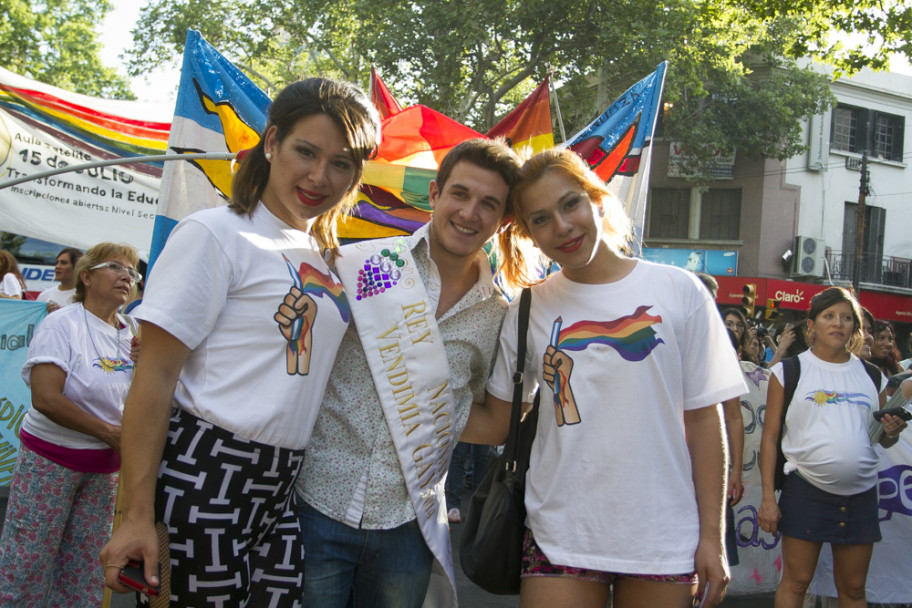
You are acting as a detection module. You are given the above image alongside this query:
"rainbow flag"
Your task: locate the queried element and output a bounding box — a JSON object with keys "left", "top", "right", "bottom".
{"left": 564, "top": 62, "right": 667, "bottom": 247}
{"left": 554, "top": 305, "right": 664, "bottom": 362}
{"left": 342, "top": 104, "right": 484, "bottom": 241}
{"left": 369, "top": 67, "right": 403, "bottom": 120}
{"left": 485, "top": 75, "right": 554, "bottom": 154}
{"left": 0, "top": 66, "right": 172, "bottom": 257}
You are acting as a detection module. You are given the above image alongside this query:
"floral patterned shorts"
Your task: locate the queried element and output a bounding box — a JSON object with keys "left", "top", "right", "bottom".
{"left": 0, "top": 444, "right": 118, "bottom": 608}
{"left": 521, "top": 528, "right": 698, "bottom": 585}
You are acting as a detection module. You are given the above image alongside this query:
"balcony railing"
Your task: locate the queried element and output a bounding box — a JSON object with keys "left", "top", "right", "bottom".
{"left": 825, "top": 252, "right": 912, "bottom": 288}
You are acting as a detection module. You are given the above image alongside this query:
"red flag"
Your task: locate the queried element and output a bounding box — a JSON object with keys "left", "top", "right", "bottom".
{"left": 369, "top": 67, "right": 403, "bottom": 120}
{"left": 485, "top": 75, "right": 554, "bottom": 153}
{"left": 376, "top": 104, "right": 483, "bottom": 168}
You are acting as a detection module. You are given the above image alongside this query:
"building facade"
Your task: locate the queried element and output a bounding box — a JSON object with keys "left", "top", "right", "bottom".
{"left": 643, "top": 64, "right": 912, "bottom": 338}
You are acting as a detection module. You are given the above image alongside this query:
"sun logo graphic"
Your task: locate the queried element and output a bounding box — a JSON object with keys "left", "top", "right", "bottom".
{"left": 804, "top": 390, "right": 871, "bottom": 409}
{"left": 93, "top": 357, "right": 133, "bottom": 374}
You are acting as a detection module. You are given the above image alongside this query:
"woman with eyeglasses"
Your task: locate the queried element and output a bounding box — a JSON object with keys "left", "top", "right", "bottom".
{"left": 101, "top": 78, "right": 380, "bottom": 607}
{"left": 0, "top": 242, "right": 140, "bottom": 607}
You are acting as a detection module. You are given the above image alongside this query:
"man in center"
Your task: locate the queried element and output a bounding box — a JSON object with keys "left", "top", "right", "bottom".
{"left": 296, "top": 138, "right": 521, "bottom": 607}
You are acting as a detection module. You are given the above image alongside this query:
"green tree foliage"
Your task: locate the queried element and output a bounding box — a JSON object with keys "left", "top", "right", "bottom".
{"left": 0, "top": 232, "right": 26, "bottom": 255}
{"left": 122, "top": 0, "right": 908, "bottom": 178}
{"left": 0, "top": 0, "right": 133, "bottom": 98}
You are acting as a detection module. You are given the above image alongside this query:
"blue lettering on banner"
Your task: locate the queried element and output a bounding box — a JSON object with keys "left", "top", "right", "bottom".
{"left": 878, "top": 464, "right": 912, "bottom": 521}
{"left": 735, "top": 504, "right": 780, "bottom": 550}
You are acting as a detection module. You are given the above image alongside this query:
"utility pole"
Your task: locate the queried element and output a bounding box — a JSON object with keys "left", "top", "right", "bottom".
{"left": 852, "top": 151, "right": 869, "bottom": 294}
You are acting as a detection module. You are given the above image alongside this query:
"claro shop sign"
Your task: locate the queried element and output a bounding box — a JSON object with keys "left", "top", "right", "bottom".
{"left": 714, "top": 276, "right": 912, "bottom": 323}
{"left": 766, "top": 279, "right": 828, "bottom": 309}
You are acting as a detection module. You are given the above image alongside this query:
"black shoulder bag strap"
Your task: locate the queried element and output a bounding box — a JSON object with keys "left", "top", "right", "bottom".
{"left": 860, "top": 359, "right": 884, "bottom": 394}
{"left": 775, "top": 356, "right": 800, "bottom": 490}
{"left": 504, "top": 287, "right": 539, "bottom": 469}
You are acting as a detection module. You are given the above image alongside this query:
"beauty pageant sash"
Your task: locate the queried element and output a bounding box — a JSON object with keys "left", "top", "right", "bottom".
{"left": 336, "top": 236, "right": 459, "bottom": 605}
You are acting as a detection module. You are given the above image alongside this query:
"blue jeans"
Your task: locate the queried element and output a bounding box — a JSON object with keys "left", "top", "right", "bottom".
{"left": 445, "top": 442, "right": 490, "bottom": 510}
{"left": 297, "top": 501, "right": 433, "bottom": 608}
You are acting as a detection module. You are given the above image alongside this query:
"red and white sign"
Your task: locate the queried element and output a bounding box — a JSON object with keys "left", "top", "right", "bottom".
{"left": 713, "top": 276, "right": 912, "bottom": 324}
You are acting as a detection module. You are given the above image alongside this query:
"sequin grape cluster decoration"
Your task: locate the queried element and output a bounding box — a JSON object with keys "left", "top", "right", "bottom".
{"left": 356, "top": 241, "right": 406, "bottom": 300}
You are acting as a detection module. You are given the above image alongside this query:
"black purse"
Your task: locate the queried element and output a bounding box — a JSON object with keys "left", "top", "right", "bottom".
{"left": 459, "top": 287, "right": 540, "bottom": 595}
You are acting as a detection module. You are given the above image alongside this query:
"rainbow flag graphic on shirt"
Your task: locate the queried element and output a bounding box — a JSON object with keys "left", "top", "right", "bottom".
{"left": 297, "top": 264, "right": 350, "bottom": 324}
{"left": 555, "top": 305, "right": 664, "bottom": 362}
{"left": 281, "top": 257, "right": 350, "bottom": 372}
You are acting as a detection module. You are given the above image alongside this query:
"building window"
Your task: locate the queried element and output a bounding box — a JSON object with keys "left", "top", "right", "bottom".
{"left": 831, "top": 106, "right": 858, "bottom": 153}
{"left": 647, "top": 187, "right": 741, "bottom": 241}
{"left": 647, "top": 188, "right": 690, "bottom": 239}
{"left": 699, "top": 189, "right": 741, "bottom": 240}
{"left": 874, "top": 113, "right": 903, "bottom": 161}
{"left": 830, "top": 104, "right": 905, "bottom": 162}
{"left": 841, "top": 202, "right": 886, "bottom": 283}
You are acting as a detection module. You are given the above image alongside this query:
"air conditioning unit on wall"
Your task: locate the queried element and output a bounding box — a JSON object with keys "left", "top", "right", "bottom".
{"left": 791, "top": 236, "right": 824, "bottom": 277}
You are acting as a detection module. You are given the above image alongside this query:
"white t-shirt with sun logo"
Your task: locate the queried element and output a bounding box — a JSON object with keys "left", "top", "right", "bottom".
{"left": 21, "top": 303, "right": 135, "bottom": 449}
{"left": 772, "top": 349, "right": 885, "bottom": 495}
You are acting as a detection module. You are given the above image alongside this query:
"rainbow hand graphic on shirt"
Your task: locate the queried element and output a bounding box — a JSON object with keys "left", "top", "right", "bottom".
{"left": 274, "top": 256, "right": 350, "bottom": 376}
{"left": 544, "top": 305, "right": 664, "bottom": 426}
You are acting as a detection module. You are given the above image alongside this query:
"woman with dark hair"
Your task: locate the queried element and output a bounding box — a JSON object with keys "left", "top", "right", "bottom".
{"left": 466, "top": 148, "right": 745, "bottom": 607}
{"left": 36, "top": 247, "right": 84, "bottom": 312}
{"left": 722, "top": 308, "right": 749, "bottom": 342}
{"left": 0, "top": 249, "right": 26, "bottom": 299}
{"left": 870, "top": 320, "right": 904, "bottom": 376}
{"left": 853, "top": 307, "right": 876, "bottom": 360}
{"left": 102, "top": 78, "right": 381, "bottom": 606}
{"left": 0, "top": 243, "right": 139, "bottom": 606}
{"left": 758, "top": 287, "right": 907, "bottom": 608}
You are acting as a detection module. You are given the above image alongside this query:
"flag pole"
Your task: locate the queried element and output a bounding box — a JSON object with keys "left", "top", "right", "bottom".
{"left": 547, "top": 65, "right": 567, "bottom": 143}
{"left": 0, "top": 153, "right": 237, "bottom": 190}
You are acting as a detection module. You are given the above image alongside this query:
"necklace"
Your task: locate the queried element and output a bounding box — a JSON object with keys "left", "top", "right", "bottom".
{"left": 83, "top": 304, "right": 127, "bottom": 362}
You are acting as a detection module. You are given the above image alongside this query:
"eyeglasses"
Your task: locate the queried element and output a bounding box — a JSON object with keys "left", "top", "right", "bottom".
{"left": 90, "top": 262, "right": 142, "bottom": 283}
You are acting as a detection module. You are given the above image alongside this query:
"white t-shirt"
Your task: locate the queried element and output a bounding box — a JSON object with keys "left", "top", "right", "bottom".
{"left": 137, "top": 204, "right": 349, "bottom": 450}
{"left": 0, "top": 273, "right": 22, "bottom": 297}
{"left": 771, "top": 350, "right": 884, "bottom": 495}
{"left": 36, "top": 285, "right": 76, "bottom": 307}
{"left": 20, "top": 303, "right": 135, "bottom": 449}
{"left": 487, "top": 260, "right": 746, "bottom": 575}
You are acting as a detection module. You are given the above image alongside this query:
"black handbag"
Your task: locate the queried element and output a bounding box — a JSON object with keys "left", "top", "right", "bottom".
{"left": 459, "top": 287, "right": 540, "bottom": 595}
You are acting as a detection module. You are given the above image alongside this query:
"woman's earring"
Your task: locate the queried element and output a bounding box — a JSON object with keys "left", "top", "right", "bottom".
{"left": 265, "top": 152, "right": 273, "bottom": 161}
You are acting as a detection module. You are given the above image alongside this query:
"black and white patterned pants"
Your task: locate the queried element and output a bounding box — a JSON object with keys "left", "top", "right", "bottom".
{"left": 149, "top": 409, "right": 305, "bottom": 608}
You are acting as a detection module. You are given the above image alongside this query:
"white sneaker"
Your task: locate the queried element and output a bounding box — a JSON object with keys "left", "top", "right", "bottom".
{"left": 447, "top": 508, "right": 461, "bottom": 523}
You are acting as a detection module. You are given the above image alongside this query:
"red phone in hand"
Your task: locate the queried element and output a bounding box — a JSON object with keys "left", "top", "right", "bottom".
{"left": 118, "top": 560, "right": 160, "bottom": 597}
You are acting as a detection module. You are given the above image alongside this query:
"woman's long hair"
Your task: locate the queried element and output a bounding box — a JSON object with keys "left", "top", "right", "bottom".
{"left": 497, "top": 148, "right": 633, "bottom": 289}
{"left": 229, "top": 78, "right": 381, "bottom": 252}
{"left": 871, "top": 320, "right": 904, "bottom": 375}
{"left": 0, "top": 250, "right": 25, "bottom": 289}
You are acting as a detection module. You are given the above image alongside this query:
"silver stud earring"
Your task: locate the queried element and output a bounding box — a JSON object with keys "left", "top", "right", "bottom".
{"left": 265, "top": 152, "right": 273, "bottom": 161}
